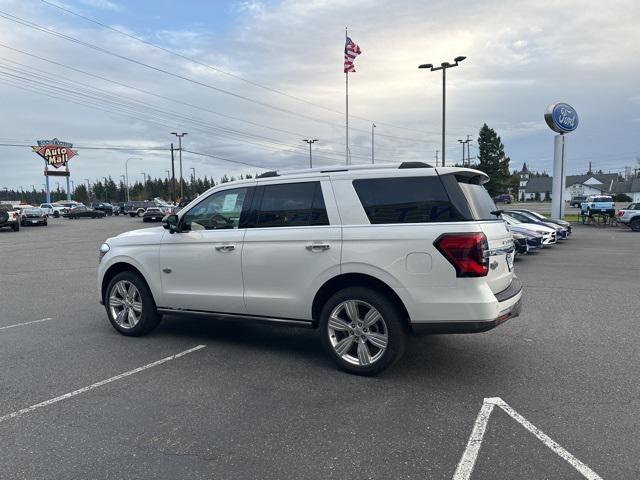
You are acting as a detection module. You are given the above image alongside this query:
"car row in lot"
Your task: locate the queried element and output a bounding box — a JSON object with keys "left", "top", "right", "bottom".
{"left": 501, "top": 208, "right": 572, "bottom": 255}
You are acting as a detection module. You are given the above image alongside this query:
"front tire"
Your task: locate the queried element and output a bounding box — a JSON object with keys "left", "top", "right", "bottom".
{"left": 137, "top": 209, "right": 145, "bottom": 217}
{"left": 53, "top": 211, "right": 59, "bottom": 218}
{"left": 631, "top": 218, "right": 640, "bottom": 232}
{"left": 105, "top": 271, "right": 161, "bottom": 336}
{"left": 319, "top": 287, "right": 406, "bottom": 376}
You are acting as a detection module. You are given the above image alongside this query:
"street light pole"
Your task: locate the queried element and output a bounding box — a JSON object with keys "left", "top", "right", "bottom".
{"left": 170, "top": 132, "right": 188, "bottom": 199}
{"left": 458, "top": 139, "right": 466, "bottom": 165}
{"left": 125, "top": 157, "right": 140, "bottom": 202}
{"left": 303, "top": 139, "right": 318, "bottom": 168}
{"left": 419, "top": 56, "right": 466, "bottom": 167}
{"left": 190, "top": 167, "right": 195, "bottom": 183}
{"left": 371, "top": 123, "right": 376, "bottom": 164}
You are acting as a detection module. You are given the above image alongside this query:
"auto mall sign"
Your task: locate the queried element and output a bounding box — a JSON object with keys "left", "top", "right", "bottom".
{"left": 32, "top": 138, "right": 78, "bottom": 168}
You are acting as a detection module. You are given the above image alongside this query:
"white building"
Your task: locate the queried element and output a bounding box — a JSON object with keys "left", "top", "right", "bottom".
{"left": 517, "top": 163, "right": 639, "bottom": 201}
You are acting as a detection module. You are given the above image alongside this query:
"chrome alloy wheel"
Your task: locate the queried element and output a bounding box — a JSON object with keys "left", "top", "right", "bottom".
{"left": 327, "top": 300, "right": 388, "bottom": 366}
{"left": 108, "top": 280, "right": 143, "bottom": 329}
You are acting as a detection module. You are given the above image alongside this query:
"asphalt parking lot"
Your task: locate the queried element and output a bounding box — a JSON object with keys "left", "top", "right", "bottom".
{"left": 1, "top": 216, "right": 639, "bottom": 479}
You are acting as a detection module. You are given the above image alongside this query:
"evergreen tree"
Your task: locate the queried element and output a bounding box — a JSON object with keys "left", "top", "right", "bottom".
{"left": 475, "top": 124, "right": 511, "bottom": 196}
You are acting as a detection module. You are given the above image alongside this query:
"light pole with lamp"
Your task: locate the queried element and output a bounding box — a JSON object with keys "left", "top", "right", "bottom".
{"left": 302, "top": 139, "right": 318, "bottom": 168}
{"left": 170, "top": 132, "right": 188, "bottom": 199}
{"left": 418, "top": 56, "right": 466, "bottom": 167}
{"left": 125, "top": 157, "right": 140, "bottom": 202}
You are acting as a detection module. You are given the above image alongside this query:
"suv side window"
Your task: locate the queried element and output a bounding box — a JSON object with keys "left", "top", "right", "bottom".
{"left": 353, "top": 176, "right": 462, "bottom": 224}
{"left": 181, "top": 187, "right": 248, "bottom": 230}
{"left": 253, "top": 182, "right": 328, "bottom": 228}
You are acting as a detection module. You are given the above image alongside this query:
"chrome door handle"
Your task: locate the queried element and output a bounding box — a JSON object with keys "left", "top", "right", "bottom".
{"left": 306, "top": 243, "right": 331, "bottom": 251}
{"left": 215, "top": 244, "right": 235, "bottom": 252}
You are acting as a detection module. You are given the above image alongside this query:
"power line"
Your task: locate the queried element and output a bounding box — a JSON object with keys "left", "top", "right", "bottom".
{"left": 39, "top": 0, "right": 431, "bottom": 135}
{"left": 0, "top": 10, "right": 437, "bottom": 145}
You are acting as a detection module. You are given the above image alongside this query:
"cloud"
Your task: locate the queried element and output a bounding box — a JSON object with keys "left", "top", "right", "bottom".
{"left": 75, "top": 0, "right": 123, "bottom": 12}
{"left": 0, "top": 0, "right": 639, "bottom": 190}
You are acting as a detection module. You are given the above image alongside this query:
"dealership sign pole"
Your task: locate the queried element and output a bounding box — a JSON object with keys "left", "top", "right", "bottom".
{"left": 31, "top": 139, "right": 78, "bottom": 203}
{"left": 544, "top": 103, "right": 578, "bottom": 219}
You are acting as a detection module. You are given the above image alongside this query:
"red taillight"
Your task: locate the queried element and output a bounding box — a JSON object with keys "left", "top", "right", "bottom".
{"left": 434, "top": 233, "right": 489, "bottom": 277}
{"left": 617, "top": 211, "right": 623, "bottom": 217}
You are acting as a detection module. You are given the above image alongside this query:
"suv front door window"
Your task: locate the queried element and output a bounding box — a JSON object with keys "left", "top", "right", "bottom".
{"left": 159, "top": 186, "right": 252, "bottom": 314}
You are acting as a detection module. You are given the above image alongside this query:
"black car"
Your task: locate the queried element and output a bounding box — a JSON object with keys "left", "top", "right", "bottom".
{"left": 142, "top": 207, "right": 164, "bottom": 222}
{"left": 113, "top": 202, "right": 126, "bottom": 216}
{"left": 90, "top": 202, "right": 114, "bottom": 216}
{"left": 20, "top": 207, "right": 48, "bottom": 226}
{"left": 68, "top": 205, "right": 106, "bottom": 219}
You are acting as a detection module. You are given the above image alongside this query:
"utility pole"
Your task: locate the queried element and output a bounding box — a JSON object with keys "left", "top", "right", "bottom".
{"left": 419, "top": 56, "right": 467, "bottom": 167}
{"left": 303, "top": 139, "right": 318, "bottom": 168}
{"left": 170, "top": 143, "right": 176, "bottom": 204}
{"left": 171, "top": 132, "right": 188, "bottom": 199}
{"left": 458, "top": 139, "right": 465, "bottom": 165}
{"left": 435, "top": 150, "right": 439, "bottom": 165}
{"left": 125, "top": 157, "right": 139, "bottom": 202}
{"left": 190, "top": 167, "right": 196, "bottom": 183}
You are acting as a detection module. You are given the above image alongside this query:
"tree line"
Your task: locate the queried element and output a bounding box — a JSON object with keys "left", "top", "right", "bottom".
{"left": 0, "top": 173, "right": 255, "bottom": 205}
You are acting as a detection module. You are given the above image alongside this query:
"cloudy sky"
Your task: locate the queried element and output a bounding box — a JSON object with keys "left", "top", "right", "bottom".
{"left": 0, "top": 0, "right": 639, "bottom": 190}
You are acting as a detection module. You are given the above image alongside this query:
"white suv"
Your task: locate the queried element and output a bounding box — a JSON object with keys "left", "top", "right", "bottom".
{"left": 98, "top": 163, "right": 522, "bottom": 375}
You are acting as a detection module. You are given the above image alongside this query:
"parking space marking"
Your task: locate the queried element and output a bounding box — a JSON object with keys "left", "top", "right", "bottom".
{"left": 452, "top": 397, "right": 603, "bottom": 480}
{"left": 0, "top": 317, "right": 53, "bottom": 331}
{"left": 0, "top": 344, "right": 206, "bottom": 424}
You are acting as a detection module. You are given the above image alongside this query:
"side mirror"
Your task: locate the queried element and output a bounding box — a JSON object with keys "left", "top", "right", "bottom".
{"left": 162, "top": 214, "right": 180, "bottom": 233}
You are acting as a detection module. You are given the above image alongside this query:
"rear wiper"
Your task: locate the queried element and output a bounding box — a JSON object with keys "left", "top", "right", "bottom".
{"left": 490, "top": 210, "right": 504, "bottom": 217}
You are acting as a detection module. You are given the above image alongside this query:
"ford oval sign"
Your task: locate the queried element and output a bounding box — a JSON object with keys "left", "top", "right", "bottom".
{"left": 544, "top": 103, "right": 578, "bottom": 134}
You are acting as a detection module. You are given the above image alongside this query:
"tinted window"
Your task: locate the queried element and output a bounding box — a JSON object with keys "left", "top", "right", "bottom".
{"left": 353, "top": 176, "right": 462, "bottom": 224}
{"left": 255, "top": 182, "right": 328, "bottom": 228}
{"left": 457, "top": 181, "right": 500, "bottom": 220}
{"left": 182, "top": 188, "right": 248, "bottom": 230}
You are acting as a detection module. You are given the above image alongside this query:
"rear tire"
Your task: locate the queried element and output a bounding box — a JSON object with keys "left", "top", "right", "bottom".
{"left": 319, "top": 287, "right": 406, "bottom": 376}
{"left": 631, "top": 218, "right": 640, "bottom": 232}
{"left": 105, "top": 271, "right": 161, "bottom": 336}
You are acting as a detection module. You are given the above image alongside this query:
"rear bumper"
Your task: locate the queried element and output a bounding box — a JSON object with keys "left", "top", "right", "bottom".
{"left": 411, "top": 277, "right": 523, "bottom": 334}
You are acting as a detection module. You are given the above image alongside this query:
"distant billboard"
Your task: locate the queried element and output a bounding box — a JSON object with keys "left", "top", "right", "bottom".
{"left": 32, "top": 138, "right": 78, "bottom": 168}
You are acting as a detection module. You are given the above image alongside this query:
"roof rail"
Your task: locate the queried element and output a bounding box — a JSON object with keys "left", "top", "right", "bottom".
{"left": 257, "top": 170, "right": 279, "bottom": 178}
{"left": 398, "top": 161, "right": 433, "bottom": 169}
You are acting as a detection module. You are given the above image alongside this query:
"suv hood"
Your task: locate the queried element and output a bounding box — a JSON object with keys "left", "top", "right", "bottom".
{"left": 107, "top": 226, "right": 165, "bottom": 246}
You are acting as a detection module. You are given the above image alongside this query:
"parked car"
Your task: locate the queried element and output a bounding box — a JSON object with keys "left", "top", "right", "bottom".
{"left": 617, "top": 203, "right": 640, "bottom": 231}
{"left": 0, "top": 205, "right": 20, "bottom": 231}
{"left": 569, "top": 196, "right": 587, "bottom": 208}
{"left": 142, "top": 207, "right": 164, "bottom": 222}
{"left": 124, "top": 201, "right": 155, "bottom": 217}
{"left": 98, "top": 162, "right": 523, "bottom": 375}
{"left": 512, "top": 232, "right": 529, "bottom": 255}
{"left": 508, "top": 226, "right": 543, "bottom": 252}
{"left": 508, "top": 209, "right": 572, "bottom": 236}
{"left": 580, "top": 195, "right": 615, "bottom": 216}
{"left": 20, "top": 207, "right": 48, "bottom": 226}
{"left": 40, "top": 203, "right": 69, "bottom": 218}
{"left": 91, "top": 202, "right": 114, "bottom": 216}
{"left": 502, "top": 213, "right": 557, "bottom": 245}
{"left": 504, "top": 210, "right": 569, "bottom": 239}
{"left": 68, "top": 205, "right": 106, "bottom": 219}
{"left": 493, "top": 194, "right": 513, "bottom": 204}
{"left": 113, "top": 202, "right": 126, "bottom": 216}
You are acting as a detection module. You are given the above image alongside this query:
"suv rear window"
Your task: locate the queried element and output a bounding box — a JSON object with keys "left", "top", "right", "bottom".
{"left": 455, "top": 180, "right": 500, "bottom": 221}
{"left": 255, "top": 182, "right": 328, "bottom": 228}
{"left": 353, "top": 176, "right": 463, "bottom": 224}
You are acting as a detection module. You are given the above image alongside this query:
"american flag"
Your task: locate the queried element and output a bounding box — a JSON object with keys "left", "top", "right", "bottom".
{"left": 344, "top": 37, "right": 362, "bottom": 73}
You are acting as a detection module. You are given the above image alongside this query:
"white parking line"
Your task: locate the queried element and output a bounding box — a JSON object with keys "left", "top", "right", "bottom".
{"left": 452, "top": 397, "right": 604, "bottom": 480}
{"left": 0, "top": 344, "right": 206, "bottom": 424}
{"left": 0, "top": 317, "right": 53, "bottom": 330}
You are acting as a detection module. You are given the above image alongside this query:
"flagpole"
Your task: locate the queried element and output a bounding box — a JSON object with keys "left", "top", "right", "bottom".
{"left": 345, "top": 26, "right": 349, "bottom": 165}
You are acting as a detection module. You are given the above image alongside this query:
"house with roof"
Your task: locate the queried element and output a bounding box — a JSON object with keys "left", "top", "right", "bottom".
{"left": 517, "top": 163, "right": 639, "bottom": 201}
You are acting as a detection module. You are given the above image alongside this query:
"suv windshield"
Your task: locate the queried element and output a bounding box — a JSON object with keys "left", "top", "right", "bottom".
{"left": 457, "top": 182, "right": 500, "bottom": 220}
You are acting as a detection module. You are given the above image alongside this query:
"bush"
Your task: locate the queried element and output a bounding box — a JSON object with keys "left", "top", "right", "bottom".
{"left": 613, "top": 193, "right": 632, "bottom": 202}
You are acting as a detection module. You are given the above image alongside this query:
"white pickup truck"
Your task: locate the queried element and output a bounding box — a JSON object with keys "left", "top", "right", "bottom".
{"left": 617, "top": 203, "right": 640, "bottom": 231}
{"left": 0, "top": 205, "right": 20, "bottom": 231}
{"left": 40, "top": 203, "right": 69, "bottom": 218}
